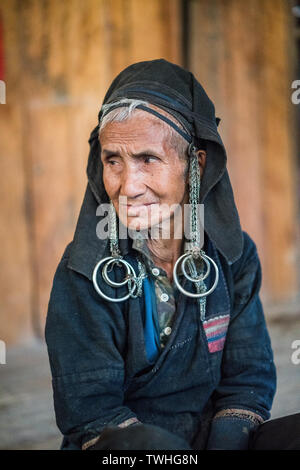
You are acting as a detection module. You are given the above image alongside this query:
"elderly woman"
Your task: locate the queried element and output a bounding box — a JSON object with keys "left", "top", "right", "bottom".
{"left": 45, "top": 59, "right": 281, "bottom": 450}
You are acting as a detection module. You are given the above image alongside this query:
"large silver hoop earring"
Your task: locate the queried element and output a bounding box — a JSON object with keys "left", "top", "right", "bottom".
{"left": 173, "top": 251, "right": 219, "bottom": 298}
{"left": 92, "top": 200, "right": 146, "bottom": 302}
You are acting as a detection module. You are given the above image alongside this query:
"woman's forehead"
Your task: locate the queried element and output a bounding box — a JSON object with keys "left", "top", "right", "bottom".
{"left": 99, "top": 112, "right": 176, "bottom": 153}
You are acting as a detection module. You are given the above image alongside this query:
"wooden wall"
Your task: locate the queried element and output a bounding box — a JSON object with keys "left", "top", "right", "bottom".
{"left": 0, "top": 0, "right": 182, "bottom": 344}
{"left": 189, "top": 0, "right": 299, "bottom": 305}
{"left": 0, "top": 0, "right": 298, "bottom": 345}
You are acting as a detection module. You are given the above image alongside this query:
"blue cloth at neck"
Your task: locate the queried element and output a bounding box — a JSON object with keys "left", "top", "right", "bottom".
{"left": 143, "top": 276, "right": 161, "bottom": 363}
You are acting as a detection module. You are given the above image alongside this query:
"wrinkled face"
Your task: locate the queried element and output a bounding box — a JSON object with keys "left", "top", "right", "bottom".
{"left": 99, "top": 112, "right": 190, "bottom": 232}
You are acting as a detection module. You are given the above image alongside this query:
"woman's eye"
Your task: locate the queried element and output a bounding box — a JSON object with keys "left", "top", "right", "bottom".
{"left": 144, "top": 155, "right": 158, "bottom": 163}
{"left": 107, "top": 159, "right": 118, "bottom": 166}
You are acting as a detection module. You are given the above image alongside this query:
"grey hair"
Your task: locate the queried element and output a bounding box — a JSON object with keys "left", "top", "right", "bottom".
{"left": 99, "top": 98, "right": 150, "bottom": 130}
{"left": 98, "top": 98, "right": 189, "bottom": 164}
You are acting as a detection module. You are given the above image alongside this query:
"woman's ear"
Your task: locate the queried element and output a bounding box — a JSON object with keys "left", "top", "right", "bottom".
{"left": 197, "top": 150, "right": 206, "bottom": 177}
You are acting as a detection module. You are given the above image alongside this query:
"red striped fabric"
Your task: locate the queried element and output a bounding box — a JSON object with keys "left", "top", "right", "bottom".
{"left": 203, "top": 314, "right": 230, "bottom": 353}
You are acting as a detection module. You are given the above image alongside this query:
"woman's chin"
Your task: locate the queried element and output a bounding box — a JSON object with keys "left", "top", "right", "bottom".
{"left": 127, "top": 220, "right": 151, "bottom": 232}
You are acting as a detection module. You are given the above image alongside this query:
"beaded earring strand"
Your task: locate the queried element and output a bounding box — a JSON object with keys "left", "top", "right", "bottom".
{"left": 172, "top": 144, "right": 219, "bottom": 319}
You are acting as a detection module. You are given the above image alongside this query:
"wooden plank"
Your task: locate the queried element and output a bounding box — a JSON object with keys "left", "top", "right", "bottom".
{"left": 0, "top": 1, "right": 33, "bottom": 344}
{"left": 0, "top": 0, "right": 183, "bottom": 343}
{"left": 189, "top": 0, "right": 226, "bottom": 110}
{"left": 190, "top": 0, "right": 264, "bottom": 266}
{"left": 17, "top": 0, "right": 109, "bottom": 333}
{"left": 258, "top": 0, "right": 298, "bottom": 301}
{"left": 221, "top": 0, "right": 265, "bottom": 267}
{"left": 103, "top": 0, "right": 182, "bottom": 77}
{"left": 189, "top": 0, "right": 298, "bottom": 302}
{"left": 129, "top": 0, "right": 182, "bottom": 66}
{"left": 0, "top": 104, "right": 32, "bottom": 344}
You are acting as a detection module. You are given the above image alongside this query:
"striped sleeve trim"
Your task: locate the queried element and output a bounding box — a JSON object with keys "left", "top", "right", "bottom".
{"left": 213, "top": 408, "right": 264, "bottom": 426}
{"left": 82, "top": 417, "right": 140, "bottom": 450}
{"left": 82, "top": 435, "right": 101, "bottom": 451}
{"left": 118, "top": 417, "right": 140, "bottom": 428}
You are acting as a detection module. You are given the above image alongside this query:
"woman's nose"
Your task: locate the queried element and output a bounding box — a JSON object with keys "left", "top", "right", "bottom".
{"left": 120, "top": 166, "right": 146, "bottom": 199}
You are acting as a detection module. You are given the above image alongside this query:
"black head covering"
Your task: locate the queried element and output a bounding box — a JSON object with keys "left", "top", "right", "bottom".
{"left": 68, "top": 59, "right": 243, "bottom": 279}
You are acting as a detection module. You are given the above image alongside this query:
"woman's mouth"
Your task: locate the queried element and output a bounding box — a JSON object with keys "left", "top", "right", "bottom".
{"left": 125, "top": 203, "right": 157, "bottom": 216}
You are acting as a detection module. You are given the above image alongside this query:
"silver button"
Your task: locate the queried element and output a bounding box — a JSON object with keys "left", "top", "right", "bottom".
{"left": 160, "top": 293, "right": 169, "bottom": 302}
{"left": 164, "top": 327, "right": 172, "bottom": 335}
{"left": 152, "top": 268, "right": 160, "bottom": 276}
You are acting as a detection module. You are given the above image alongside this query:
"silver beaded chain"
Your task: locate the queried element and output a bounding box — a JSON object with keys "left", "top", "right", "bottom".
{"left": 187, "top": 145, "right": 207, "bottom": 319}
{"left": 109, "top": 201, "right": 121, "bottom": 257}
{"left": 189, "top": 145, "right": 202, "bottom": 251}
{"left": 127, "top": 259, "right": 147, "bottom": 298}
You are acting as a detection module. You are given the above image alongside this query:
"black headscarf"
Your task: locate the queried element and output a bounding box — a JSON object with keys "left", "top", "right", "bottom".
{"left": 67, "top": 59, "right": 243, "bottom": 279}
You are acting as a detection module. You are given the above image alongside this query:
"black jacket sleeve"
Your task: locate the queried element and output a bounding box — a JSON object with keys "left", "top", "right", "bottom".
{"left": 207, "top": 232, "right": 277, "bottom": 449}
{"left": 45, "top": 244, "right": 138, "bottom": 450}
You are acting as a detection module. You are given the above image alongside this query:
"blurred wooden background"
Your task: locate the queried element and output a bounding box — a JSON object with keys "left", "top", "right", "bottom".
{"left": 0, "top": 0, "right": 299, "bottom": 345}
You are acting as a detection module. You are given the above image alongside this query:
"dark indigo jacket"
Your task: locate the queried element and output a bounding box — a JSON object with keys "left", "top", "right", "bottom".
{"left": 45, "top": 231, "right": 276, "bottom": 450}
